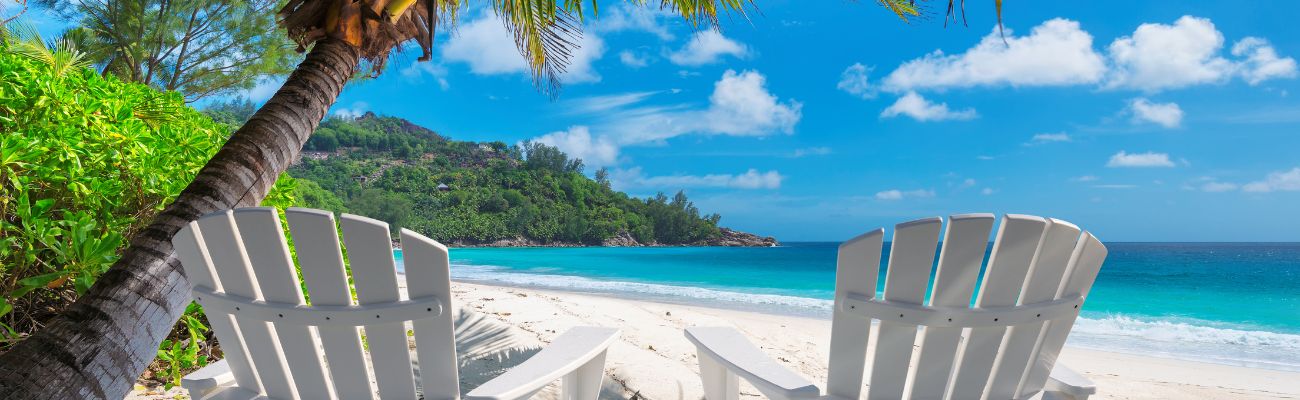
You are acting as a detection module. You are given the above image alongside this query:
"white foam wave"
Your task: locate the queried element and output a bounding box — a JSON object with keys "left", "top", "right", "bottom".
{"left": 449, "top": 264, "right": 834, "bottom": 314}
{"left": 1069, "top": 315, "right": 1300, "bottom": 371}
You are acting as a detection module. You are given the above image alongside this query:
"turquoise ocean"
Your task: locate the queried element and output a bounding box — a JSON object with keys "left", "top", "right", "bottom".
{"left": 394, "top": 242, "right": 1300, "bottom": 371}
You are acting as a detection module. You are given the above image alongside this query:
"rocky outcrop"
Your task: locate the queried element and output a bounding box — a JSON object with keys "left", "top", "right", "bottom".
{"left": 695, "top": 228, "right": 778, "bottom": 247}
{"left": 601, "top": 230, "right": 640, "bottom": 247}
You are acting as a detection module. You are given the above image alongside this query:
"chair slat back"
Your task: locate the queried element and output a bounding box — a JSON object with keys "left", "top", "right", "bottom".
{"left": 1017, "top": 233, "right": 1107, "bottom": 398}
{"left": 340, "top": 214, "right": 419, "bottom": 399}
{"left": 194, "top": 211, "right": 301, "bottom": 399}
{"left": 984, "top": 219, "right": 1081, "bottom": 399}
{"left": 285, "top": 208, "right": 378, "bottom": 400}
{"left": 402, "top": 229, "right": 461, "bottom": 400}
{"left": 176, "top": 207, "right": 463, "bottom": 400}
{"left": 233, "top": 209, "right": 335, "bottom": 399}
{"left": 825, "top": 229, "right": 884, "bottom": 400}
{"left": 909, "top": 214, "right": 995, "bottom": 400}
{"left": 829, "top": 214, "right": 1107, "bottom": 400}
{"left": 173, "top": 223, "right": 264, "bottom": 395}
{"left": 948, "top": 215, "right": 1048, "bottom": 397}
{"left": 865, "top": 217, "right": 942, "bottom": 399}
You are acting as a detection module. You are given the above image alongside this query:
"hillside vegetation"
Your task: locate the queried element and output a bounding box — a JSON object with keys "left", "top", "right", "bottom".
{"left": 271, "top": 111, "right": 773, "bottom": 247}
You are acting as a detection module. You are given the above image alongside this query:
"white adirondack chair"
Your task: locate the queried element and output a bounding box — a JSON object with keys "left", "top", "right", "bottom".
{"left": 685, "top": 214, "right": 1108, "bottom": 400}
{"left": 171, "top": 207, "right": 619, "bottom": 400}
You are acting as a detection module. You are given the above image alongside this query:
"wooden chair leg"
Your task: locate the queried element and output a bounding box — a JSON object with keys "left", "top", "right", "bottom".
{"left": 561, "top": 349, "right": 608, "bottom": 400}
{"left": 699, "top": 351, "right": 740, "bottom": 400}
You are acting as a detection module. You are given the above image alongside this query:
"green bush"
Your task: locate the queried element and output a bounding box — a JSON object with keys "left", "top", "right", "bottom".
{"left": 0, "top": 35, "right": 295, "bottom": 386}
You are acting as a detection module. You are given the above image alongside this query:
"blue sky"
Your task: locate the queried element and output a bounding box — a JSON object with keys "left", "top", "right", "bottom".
{"left": 33, "top": 1, "right": 1300, "bottom": 241}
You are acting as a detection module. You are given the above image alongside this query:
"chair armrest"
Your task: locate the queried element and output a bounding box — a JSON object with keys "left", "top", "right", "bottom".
{"left": 466, "top": 327, "right": 620, "bottom": 400}
{"left": 684, "top": 327, "right": 821, "bottom": 399}
{"left": 181, "top": 359, "right": 235, "bottom": 397}
{"left": 1045, "top": 363, "right": 1096, "bottom": 398}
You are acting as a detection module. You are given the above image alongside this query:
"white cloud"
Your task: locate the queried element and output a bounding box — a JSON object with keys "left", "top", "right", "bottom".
{"left": 1093, "top": 184, "right": 1138, "bottom": 189}
{"left": 702, "top": 70, "right": 802, "bottom": 135}
{"left": 1200, "top": 181, "right": 1239, "bottom": 192}
{"left": 874, "top": 189, "right": 935, "bottom": 201}
{"left": 837, "top": 63, "right": 877, "bottom": 99}
{"left": 882, "top": 18, "right": 1106, "bottom": 91}
{"left": 668, "top": 30, "right": 748, "bottom": 66}
{"left": 594, "top": 6, "right": 674, "bottom": 40}
{"left": 613, "top": 167, "right": 782, "bottom": 190}
{"left": 333, "top": 101, "right": 369, "bottom": 119}
{"left": 619, "top": 50, "right": 649, "bottom": 68}
{"left": 1243, "top": 167, "right": 1300, "bottom": 193}
{"left": 401, "top": 62, "right": 450, "bottom": 90}
{"left": 565, "top": 91, "right": 660, "bottom": 114}
{"left": 880, "top": 92, "right": 977, "bottom": 121}
{"left": 959, "top": 178, "right": 977, "bottom": 188}
{"left": 441, "top": 13, "right": 604, "bottom": 84}
{"left": 1030, "top": 132, "right": 1071, "bottom": 143}
{"left": 981, "top": 188, "right": 996, "bottom": 195}
{"left": 1127, "top": 98, "right": 1183, "bottom": 128}
{"left": 1105, "top": 16, "right": 1234, "bottom": 91}
{"left": 571, "top": 70, "right": 800, "bottom": 147}
{"left": 1072, "top": 175, "right": 1100, "bottom": 182}
{"left": 791, "top": 147, "right": 832, "bottom": 157}
{"left": 531, "top": 126, "right": 620, "bottom": 167}
{"left": 1232, "top": 37, "right": 1299, "bottom": 85}
{"left": 1107, "top": 151, "right": 1176, "bottom": 168}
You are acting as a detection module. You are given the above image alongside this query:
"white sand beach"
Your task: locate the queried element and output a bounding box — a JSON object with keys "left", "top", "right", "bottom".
{"left": 444, "top": 282, "right": 1300, "bottom": 400}
{"left": 132, "top": 281, "right": 1300, "bottom": 399}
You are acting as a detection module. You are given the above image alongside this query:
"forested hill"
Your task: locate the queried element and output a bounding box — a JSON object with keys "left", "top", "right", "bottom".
{"left": 208, "top": 104, "right": 776, "bottom": 247}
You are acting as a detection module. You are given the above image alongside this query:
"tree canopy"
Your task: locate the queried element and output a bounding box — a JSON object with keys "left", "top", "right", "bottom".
{"left": 36, "top": 0, "right": 297, "bottom": 101}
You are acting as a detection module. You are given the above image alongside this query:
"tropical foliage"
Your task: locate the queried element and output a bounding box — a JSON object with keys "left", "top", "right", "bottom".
{"left": 35, "top": 0, "right": 296, "bottom": 101}
{"left": 287, "top": 111, "right": 725, "bottom": 245}
{"left": 0, "top": 29, "right": 295, "bottom": 370}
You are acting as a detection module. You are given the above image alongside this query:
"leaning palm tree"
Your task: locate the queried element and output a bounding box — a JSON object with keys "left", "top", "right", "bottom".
{"left": 0, "top": 0, "right": 995, "bottom": 398}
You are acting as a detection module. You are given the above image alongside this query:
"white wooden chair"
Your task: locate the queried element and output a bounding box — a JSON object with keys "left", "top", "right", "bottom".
{"left": 685, "top": 214, "right": 1108, "bottom": 400}
{"left": 171, "top": 207, "right": 619, "bottom": 400}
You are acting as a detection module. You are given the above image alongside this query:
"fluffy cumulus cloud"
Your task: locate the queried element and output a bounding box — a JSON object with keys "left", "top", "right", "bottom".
{"left": 702, "top": 70, "right": 802, "bottom": 135}
{"left": 880, "top": 92, "right": 977, "bottom": 121}
{"left": 867, "top": 15, "right": 1297, "bottom": 118}
{"left": 668, "top": 31, "right": 748, "bottom": 66}
{"left": 874, "top": 189, "right": 935, "bottom": 201}
{"left": 1233, "top": 37, "right": 1299, "bottom": 85}
{"left": 882, "top": 19, "right": 1106, "bottom": 92}
{"left": 613, "top": 167, "right": 782, "bottom": 190}
{"left": 1243, "top": 167, "right": 1300, "bottom": 193}
{"left": 1105, "top": 16, "right": 1235, "bottom": 91}
{"left": 441, "top": 14, "right": 604, "bottom": 83}
{"left": 837, "top": 63, "right": 877, "bottom": 99}
{"left": 531, "top": 126, "right": 620, "bottom": 167}
{"left": 1127, "top": 98, "right": 1184, "bottom": 128}
{"left": 1105, "top": 16, "right": 1298, "bottom": 91}
{"left": 1107, "top": 151, "right": 1176, "bottom": 168}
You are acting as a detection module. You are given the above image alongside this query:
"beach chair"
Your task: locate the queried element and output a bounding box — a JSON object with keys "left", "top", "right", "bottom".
{"left": 171, "top": 207, "right": 619, "bottom": 400}
{"left": 685, "top": 214, "right": 1107, "bottom": 400}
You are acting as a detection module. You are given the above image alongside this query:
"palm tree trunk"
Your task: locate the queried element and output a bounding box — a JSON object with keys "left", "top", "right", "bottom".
{"left": 0, "top": 38, "right": 359, "bottom": 399}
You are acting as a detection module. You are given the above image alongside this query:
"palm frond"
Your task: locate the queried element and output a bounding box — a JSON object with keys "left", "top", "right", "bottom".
{"left": 878, "top": 0, "right": 921, "bottom": 22}
{"left": 490, "top": 0, "right": 584, "bottom": 95}
{"left": 3, "top": 20, "right": 91, "bottom": 77}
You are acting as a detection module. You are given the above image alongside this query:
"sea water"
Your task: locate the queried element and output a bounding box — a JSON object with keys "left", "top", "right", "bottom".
{"left": 394, "top": 242, "right": 1300, "bottom": 371}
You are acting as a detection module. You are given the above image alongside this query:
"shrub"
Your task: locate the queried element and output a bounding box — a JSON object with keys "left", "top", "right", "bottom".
{"left": 0, "top": 36, "right": 295, "bottom": 386}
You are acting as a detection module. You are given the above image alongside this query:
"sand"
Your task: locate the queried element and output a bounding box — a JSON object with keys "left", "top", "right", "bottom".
{"left": 131, "top": 281, "right": 1300, "bottom": 399}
